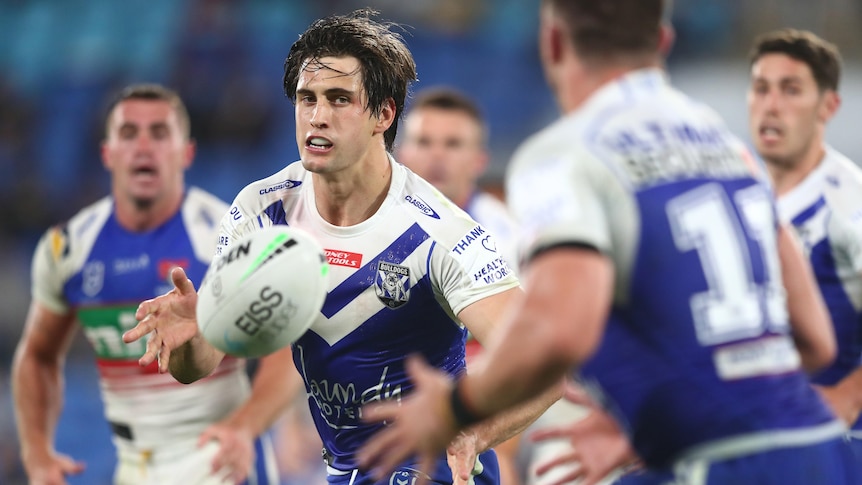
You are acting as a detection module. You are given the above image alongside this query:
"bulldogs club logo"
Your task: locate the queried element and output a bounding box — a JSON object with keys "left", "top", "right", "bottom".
{"left": 375, "top": 261, "right": 410, "bottom": 309}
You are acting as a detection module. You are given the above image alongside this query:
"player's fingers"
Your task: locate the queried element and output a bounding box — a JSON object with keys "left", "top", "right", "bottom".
{"left": 529, "top": 424, "right": 577, "bottom": 443}
{"left": 534, "top": 449, "right": 581, "bottom": 477}
{"left": 171, "top": 266, "right": 196, "bottom": 295}
{"left": 361, "top": 400, "right": 401, "bottom": 424}
{"left": 357, "top": 429, "right": 409, "bottom": 480}
{"left": 137, "top": 328, "right": 161, "bottom": 367}
{"left": 405, "top": 353, "right": 433, "bottom": 383}
{"left": 562, "top": 384, "right": 595, "bottom": 407}
{"left": 545, "top": 466, "right": 587, "bottom": 485}
{"left": 157, "top": 337, "right": 172, "bottom": 373}
{"left": 57, "top": 455, "right": 86, "bottom": 475}
{"left": 123, "top": 313, "right": 156, "bottom": 343}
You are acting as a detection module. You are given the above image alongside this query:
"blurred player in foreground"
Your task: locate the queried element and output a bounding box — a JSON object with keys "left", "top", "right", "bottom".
{"left": 356, "top": 0, "right": 855, "bottom": 483}
{"left": 748, "top": 27, "right": 862, "bottom": 471}
{"left": 13, "top": 84, "right": 297, "bottom": 485}
{"left": 123, "top": 10, "right": 559, "bottom": 485}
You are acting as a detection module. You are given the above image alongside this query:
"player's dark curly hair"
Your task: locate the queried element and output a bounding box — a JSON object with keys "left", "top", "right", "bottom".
{"left": 283, "top": 9, "right": 418, "bottom": 151}
{"left": 749, "top": 29, "right": 841, "bottom": 92}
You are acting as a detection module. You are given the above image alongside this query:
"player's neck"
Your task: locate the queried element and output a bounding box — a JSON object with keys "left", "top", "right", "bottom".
{"left": 558, "top": 59, "right": 661, "bottom": 114}
{"left": 768, "top": 143, "right": 827, "bottom": 198}
{"left": 312, "top": 150, "right": 392, "bottom": 227}
{"left": 113, "top": 190, "right": 184, "bottom": 232}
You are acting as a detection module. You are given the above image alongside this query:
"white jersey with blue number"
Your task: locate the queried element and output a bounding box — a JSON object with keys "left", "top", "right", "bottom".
{"left": 505, "top": 68, "right": 840, "bottom": 468}
{"left": 777, "top": 146, "right": 862, "bottom": 434}
{"left": 217, "top": 156, "right": 518, "bottom": 472}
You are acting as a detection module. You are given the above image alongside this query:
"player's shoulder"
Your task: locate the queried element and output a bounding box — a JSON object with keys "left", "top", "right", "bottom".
{"left": 397, "top": 163, "right": 488, "bottom": 248}
{"left": 820, "top": 148, "right": 862, "bottom": 215}
{"left": 185, "top": 186, "right": 229, "bottom": 213}
{"left": 230, "top": 161, "right": 309, "bottom": 214}
{"left": 35, "top": 195, "right": 113, "bottom": 269}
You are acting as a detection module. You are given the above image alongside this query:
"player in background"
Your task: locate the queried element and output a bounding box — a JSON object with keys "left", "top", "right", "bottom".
{"left": 12, "top": 84, "right": 298, "bottom": 485}
{"left": 356, "top": 0, "right": 855, "bottom": 483}
{"left": 748, "top": 27, "right": 862, "bottom": 468}
{"left": 398, "top": 87, "right": 524, "bottom": 484}
{"left": 124, "top": 10, "right": 560, "bottom": 485}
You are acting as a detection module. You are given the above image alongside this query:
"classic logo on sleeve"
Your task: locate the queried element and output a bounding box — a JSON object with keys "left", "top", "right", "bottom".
{"left": 404, "top": 194, "right": 440, "bottom": 219}
{"left": 259, "top": 179, "right": 302, "bottom": 195}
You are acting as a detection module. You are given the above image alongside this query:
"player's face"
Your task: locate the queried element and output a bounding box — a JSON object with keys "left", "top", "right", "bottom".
{"left": 748, "top": 53, "right": 830, "bottom": 169}
{"left": 398, "top": 107, "right": 486, "bottom": 206}
{"left": 102, "top": 99, "right": 192, "bottom": 208}
{"left": 295, "top": 56, "right": 391, "bottom": 175}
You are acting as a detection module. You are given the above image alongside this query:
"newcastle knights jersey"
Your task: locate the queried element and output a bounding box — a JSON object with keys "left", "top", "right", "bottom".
{"left": 217, "top": 157, "right": 518, "bottom": 474}
{"left": 30, "top": 187, "right": 251, "bottom": 450}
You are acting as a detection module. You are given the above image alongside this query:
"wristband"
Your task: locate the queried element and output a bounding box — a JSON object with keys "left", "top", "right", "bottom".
{"left": 449, "top": 379, "right": 483, "bottom": 428}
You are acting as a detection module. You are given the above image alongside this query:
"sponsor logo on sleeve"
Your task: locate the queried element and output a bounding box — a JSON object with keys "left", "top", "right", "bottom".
{"left": 259, "top": 179, "right": 302, "bottom": 195}
{"left": 450, "top": 226, "right": 513, "bottom": 286}
{"left": 404, "top": 194, "right": 440, "bottom": 219}
{"left": 451, "top": 225, "right": 486, "bottom": 255}
{"left": 49, "top": 226, "right": 69, "bottom": 262}
{"left": 325, "top": 249, "right": 363, "bottom": 268}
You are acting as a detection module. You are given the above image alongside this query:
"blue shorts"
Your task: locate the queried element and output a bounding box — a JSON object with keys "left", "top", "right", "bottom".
{"left": 326, "top": 449, "right": 500, "bottom": 485}
{"left": 613, "top": 438, "right": 857, "bottom": 485}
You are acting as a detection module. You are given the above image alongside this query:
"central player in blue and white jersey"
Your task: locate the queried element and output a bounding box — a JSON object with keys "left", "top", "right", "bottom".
{"left": 355, "top": 1, "right": 856, "bottom": 483}
{"left": 125, "top": 9, "right": 560, "bottom": 485}
{"left": 748, "top": 28, "right": 862, "bottom": 471}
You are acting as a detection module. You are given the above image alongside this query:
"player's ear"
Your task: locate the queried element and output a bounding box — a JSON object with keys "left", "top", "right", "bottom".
{"left": 374, "top": 98, "right": 396, "bottom": 135}
{"left": 659, "top": 24, "right": 675, "bottom": 58}
{"left": 818, "top": 90, "right": 840, "bottom": 124}
{"left": 183, "top": 140, "right": 196, "bottom": 170}
{"left": 100, "top": 141, "right": 112, "bottom": 171}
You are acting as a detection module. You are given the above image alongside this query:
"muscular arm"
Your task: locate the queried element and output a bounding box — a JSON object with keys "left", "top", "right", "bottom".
{"left": 778, "top": 224, "right": 836, "bottom": 373}
{"left": 462, "top": 248, "right": 613, "bottom": 421}
{"left": 458, "top": 287, "right": 563, "bottom": 452}
{"left": 12, "top": 301, "right": 80, "bottom": 474}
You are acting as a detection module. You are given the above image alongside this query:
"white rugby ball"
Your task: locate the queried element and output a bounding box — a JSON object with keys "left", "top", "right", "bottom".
{"left": 196, "top": 225, "right": 329, "bottom": 358}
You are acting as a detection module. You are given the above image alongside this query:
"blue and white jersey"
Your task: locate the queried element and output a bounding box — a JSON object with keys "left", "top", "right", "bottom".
{"left": 218, "top": 157, "right": 518, "bottom": 473}
{"left": 30, "top": 188, "right": 253, "bottom": 449}
{"left": 506, "top": 68, "right": 841, "bottom": 468}
{"left": 777, "top": 147, "right": 862, "bottom": 435}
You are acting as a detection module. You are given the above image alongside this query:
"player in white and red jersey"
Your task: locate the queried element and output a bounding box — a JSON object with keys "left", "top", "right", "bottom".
{"left": 13, "top": 84, "right": 296, "bottom": 485}
{"left": 124, "top": 11, "right": 560, "bottom": 485}
{"left": 749, "top": 28, "right": 862, "bottom": 472}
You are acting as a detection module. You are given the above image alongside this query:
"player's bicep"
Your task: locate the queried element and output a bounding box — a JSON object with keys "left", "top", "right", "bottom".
{"left": 17, "top": 301, "right": 78, "bottom": 362}
{"left": 457, "top": 287, "right": 522, "bottom": 347}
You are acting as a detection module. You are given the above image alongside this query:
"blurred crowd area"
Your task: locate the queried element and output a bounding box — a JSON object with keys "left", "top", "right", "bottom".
{"left": 1, "top": 0, "right": 862, "bottom": 483}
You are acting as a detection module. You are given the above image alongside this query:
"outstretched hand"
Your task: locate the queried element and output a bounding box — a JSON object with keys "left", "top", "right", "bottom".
{"left": 123, "top": 266, "right": 200, "bottom": 373}
{"left": 198, "top": 422, "right": 255, "bottom": 484}
{"left": 24, "top": 451, "right": 85, "bottom": 485}
{"left": 357, "top": 355, "right": 461, "bottom": 485}
{"left": 530, "top": 385, "right": 639, "bottom": 485}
